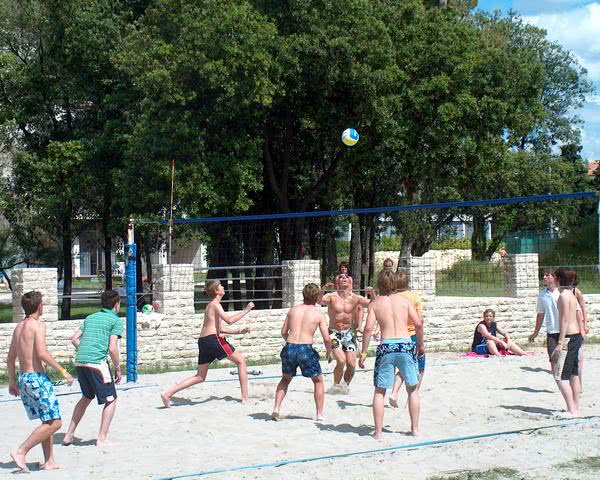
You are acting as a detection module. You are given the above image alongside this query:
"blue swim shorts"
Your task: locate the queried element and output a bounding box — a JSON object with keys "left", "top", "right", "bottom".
{"left": 374, "top": 338, "right": 418, "bottom": 389}
{"left": 18, "top": 372, "right": 61, "bottom": 422}
{"left": 410, "top": 334, "right": 426, "bottom": 372}
{"left": 280, "top": 343, "right": 322, "bottom": 378}
{"left": 474, "top": 343, "right": 489, "bottom": 355}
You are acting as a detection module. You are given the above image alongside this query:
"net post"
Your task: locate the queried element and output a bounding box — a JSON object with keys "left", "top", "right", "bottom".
{"left": 126, "top": 218, "right": 138, "bottom": 383}
{"left": 597, "top": 194, "right": 600, "bottom": 278}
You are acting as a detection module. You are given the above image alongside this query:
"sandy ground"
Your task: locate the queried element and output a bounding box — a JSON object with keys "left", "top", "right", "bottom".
{"left": 1, "top": 346, "right": 599, "bottom": 480}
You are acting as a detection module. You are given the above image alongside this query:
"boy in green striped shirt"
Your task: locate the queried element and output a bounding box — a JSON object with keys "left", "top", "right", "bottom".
{"left": 63, "top": 290, "right": 122, "bottom": 447}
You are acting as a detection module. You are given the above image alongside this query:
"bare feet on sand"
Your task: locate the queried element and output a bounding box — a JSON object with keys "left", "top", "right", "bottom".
{"left": 62, "top": 434, "right": 74, "bottom": 446}
{"left": 41, "top": 461, "right": 62, "bottom": 470}
{"left": 10, "top": 450, "right": 29, "bottom": 472}
{"left": 372, "top": 431, "right": 382, "bottom": 440}
{"left": 96, "top": 439, "right": 117, "bottom": 447}
{"left": 160, "top": 393, "right": 171, "bottom": 408}
{"left": 271, "top": 412, "right": 280, "bottom": 421}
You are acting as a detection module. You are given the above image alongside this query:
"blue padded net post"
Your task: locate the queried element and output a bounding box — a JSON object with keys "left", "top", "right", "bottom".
{"left": 125, "top": 220, "right": 138, "bottom": 383}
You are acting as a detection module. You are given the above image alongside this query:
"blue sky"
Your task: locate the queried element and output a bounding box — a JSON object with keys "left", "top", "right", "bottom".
{"left": 476, "top": 1, "right": 600, "bottom": 161}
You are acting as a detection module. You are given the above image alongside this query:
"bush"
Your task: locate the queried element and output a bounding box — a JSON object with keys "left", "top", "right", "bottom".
{"left": 375, "top": 236, "right": 402, "bottom": 252}
{"left": 431, "top": 237, "right": 471, "bottom": 250}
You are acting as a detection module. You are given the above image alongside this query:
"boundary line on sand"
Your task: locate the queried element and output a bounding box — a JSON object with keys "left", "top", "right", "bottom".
{"left": 154, "top": 419, "right": 596, "bottom": 480}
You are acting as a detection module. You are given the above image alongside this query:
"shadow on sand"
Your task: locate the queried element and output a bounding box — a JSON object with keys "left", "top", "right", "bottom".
{"left": 499, "top": 404, "right": 558, "bottom": 416}
{"left": 502, "top": 386, "right": 554, "bottom": 394}
{"left": 520, "top": 366, "right": 552, "bottom": 374}
{"left": 156, "top": 395, "right": 240, "bottom": 409}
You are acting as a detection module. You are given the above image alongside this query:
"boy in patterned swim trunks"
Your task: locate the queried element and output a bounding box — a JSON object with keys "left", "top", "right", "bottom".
{"left": 389, "top": 271, "right": 426, "bottom": 408}
{"left": 359, "top": 270, "right": 424, "bottom": 439}
{"left": 272, "top": 283, "right": 332, "bottom": 421}
{"left": 320, "top": 274, "right": 372, "bottom": 393}
{"left": 7, "top": 291, "right": 74, "bottom": 472}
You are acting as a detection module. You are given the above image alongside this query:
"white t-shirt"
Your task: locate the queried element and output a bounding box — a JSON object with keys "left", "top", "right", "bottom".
{"left": 536, "top": 288, "right": 560, "bottom": 334}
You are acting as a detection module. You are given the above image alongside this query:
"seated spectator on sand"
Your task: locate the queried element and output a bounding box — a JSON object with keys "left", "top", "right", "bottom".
{"left": 471, "top": 309, "right": 526, "bottom": 356}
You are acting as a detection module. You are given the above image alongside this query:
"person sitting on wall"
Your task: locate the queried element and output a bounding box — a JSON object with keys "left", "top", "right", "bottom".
{"left": 471, "top": 309, "right": 526, "bottom": 356}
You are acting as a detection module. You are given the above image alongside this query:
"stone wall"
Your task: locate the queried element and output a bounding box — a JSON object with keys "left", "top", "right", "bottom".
{"left": 2, "top": 294, "right": 597, "bottom": 372}
{"left": 1, "top": 259, "right": 597, "bottom": 373}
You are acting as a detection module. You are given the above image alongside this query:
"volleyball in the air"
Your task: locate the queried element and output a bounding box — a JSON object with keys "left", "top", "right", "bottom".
{"left": 341, "top": 128, "right": 359, "bottom": 146}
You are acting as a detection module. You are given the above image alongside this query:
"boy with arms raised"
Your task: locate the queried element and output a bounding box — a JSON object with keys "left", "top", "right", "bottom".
{"left": 359, "top": 270, "right": 423, "bottom": 439}
{"left": 161, "top": 280, "right": 253, "bottom": 406}
{"left": 320, "top": 274, "right": 371, "bottom": 392}
{"left": 272, "top": 283, "right": 332, "bottom": 421}
{"left": 7, "top": 291, "right": 74, "bottom": 471}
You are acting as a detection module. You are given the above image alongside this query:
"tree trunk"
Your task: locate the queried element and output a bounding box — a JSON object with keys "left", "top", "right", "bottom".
{"left": 60, "top": 232, "right": 72, "bottom": 320}
{"left": 368, "top": 216, "right": 376, "bottom": 286}
{"left": 322, "top": 217, "right": 338, "bottom": 285}
{"left": 471, "top": 212, "right": 487, "bottom": 261}
{"left": 1, "top": 270, "right": 12, "bottom": 290}
{"left": 136, "top": 240, "right": 143, "bottom": 307}
{"left": 144, "top": 248, "right": 153, "bottom": 306}
{"left": 103, "top": 232, "right": 112, "bottom": 291}
{"left": 349, "top": 216, "right": 362, "bottom": 288}
{"left": 360, "top": 216, "right": 370, "bottom": 291}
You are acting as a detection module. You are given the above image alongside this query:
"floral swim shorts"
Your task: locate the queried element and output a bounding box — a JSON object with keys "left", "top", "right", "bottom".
{"left": 18, "top": 372, "right": 61, "bottom": 422}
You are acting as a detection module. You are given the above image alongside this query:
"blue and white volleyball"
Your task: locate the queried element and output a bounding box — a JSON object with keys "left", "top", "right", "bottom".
{"left": 341, "top": 128, "right": 359, "bottom": 147}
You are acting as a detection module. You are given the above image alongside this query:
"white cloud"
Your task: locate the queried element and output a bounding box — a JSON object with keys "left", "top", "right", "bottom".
{"left": 524, "top": 3, "right": 600, "bottom": 82}
{"left": 523, "top": 3, "right": 600, "bottom": 161}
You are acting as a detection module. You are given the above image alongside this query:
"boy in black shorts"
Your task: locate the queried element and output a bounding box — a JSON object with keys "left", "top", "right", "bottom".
{"left": 161, "top": 280, "right": 253, "bottom": 407}
{"left": 64, "top": 290, "right": 122, "bottom": 447}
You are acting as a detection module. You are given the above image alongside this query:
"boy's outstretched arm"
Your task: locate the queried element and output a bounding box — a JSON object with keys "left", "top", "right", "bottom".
{"left": 217, "top": 302, "right": 255, "bottom": 325}
{"left": 359, "top": 304, "right": 376, "bottom": 369}
{"left": 318, "top": 315, "right": 332, "bottom": 358}
{"left": 35, "top": 322, "right": 73, "bottom": 385}
{"left": 7, "top": 332, "right": 18, "bottom": 396}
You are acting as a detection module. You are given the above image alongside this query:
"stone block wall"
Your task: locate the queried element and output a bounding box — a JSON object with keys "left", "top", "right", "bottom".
{"left": 11, "top": 268, "right": 58, "bottom": 323}
{"left": 1, "top": 294, "right": 598, "bottom": 372}
{"left": 1, "top": 260, "right": 598, "bottom": 373}
{"left": 281, "top": 260, "right": 321, "bottom": 308}
{"left": 504, "top": 254, "right": 539, "bottom": 297}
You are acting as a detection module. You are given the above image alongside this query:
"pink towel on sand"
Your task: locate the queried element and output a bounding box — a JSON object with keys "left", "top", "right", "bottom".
{"left": 461, "top": 351, "right": 534, "bottom": 358}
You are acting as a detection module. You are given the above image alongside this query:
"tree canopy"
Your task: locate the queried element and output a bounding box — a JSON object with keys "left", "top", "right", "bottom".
{"left": 0, "top": 0, "right": 594, "bottom": 298}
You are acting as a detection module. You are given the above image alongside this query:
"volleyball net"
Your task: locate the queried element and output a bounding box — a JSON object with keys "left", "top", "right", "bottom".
{"left": 138, "top": 192, "right": 599, "bottom": 312}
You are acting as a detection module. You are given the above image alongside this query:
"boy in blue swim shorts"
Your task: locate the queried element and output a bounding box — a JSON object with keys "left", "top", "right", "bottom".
{"left": 359, "top": 270, "right": 424, "bottom": 439}
{"left": 389, "top": 271, "right": 426, "bottom": 408}
{"left": 7, "top": 291, "right": 73, "bottom": 472}
{"left": 272, "top": 284, "right": 332, "bottom": 421}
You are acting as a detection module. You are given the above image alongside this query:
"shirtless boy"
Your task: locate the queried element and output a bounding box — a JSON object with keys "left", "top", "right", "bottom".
{"left": 320, "top": 274, "right": 371, "bottom": 392}
{"left": 552, "top": 268, "right": 586, "bottom": 417}
{"left": 7, "top": 291, "right": 74, "bottom": 472}
{"left": 359, "top": 270, "right": 423, "bottom": 439}
{"left": 389, "top": 271, "right": 425, "bottom": 408}
{"left": 161, "top": 280, "right": 253, "bottom": 407}
{"left": 272, "top": 283, "right": 332, "bottom": 421}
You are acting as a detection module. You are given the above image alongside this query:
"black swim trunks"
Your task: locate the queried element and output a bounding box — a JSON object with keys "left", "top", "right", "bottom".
{"left": 197, "top": 334, "right": 235, "bottom": 365}
{"left": 552, "top": 334, "right": 583, "bottom": 381}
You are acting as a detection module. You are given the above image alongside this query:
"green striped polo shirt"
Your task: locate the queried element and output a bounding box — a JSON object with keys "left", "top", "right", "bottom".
{"left": 75, "top": 308, "right": 123, "bottom": 364}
